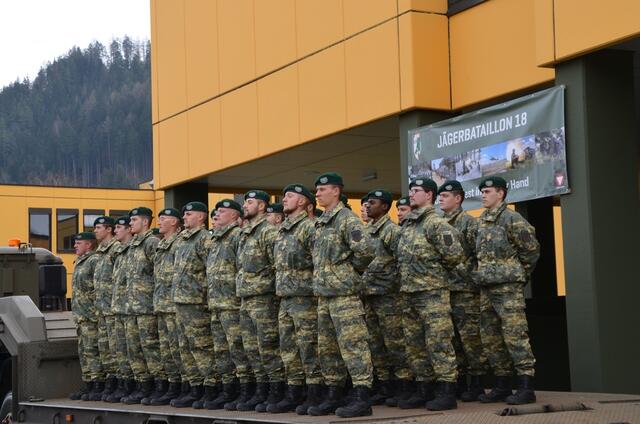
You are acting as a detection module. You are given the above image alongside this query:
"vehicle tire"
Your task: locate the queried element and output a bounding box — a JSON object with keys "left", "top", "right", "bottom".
{"left": 0, "top": 391, "right": 12, "bottom": 423}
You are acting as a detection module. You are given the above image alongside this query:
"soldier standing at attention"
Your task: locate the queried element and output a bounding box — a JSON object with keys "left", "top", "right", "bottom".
{"left": 360, "top": 195, "right": 371, "bottom": 223}
{"left": 149, "top": 208, "right": 187, "bottom": 405}
{"left": 362, "top": 190, "right": 412, "bottom": 406}
{"left": 309, "top": 172, "right": 375, "bottom": 418}
{"left": 171, "top": 201, "right": 219, "bottom": 408}
{"left": 205, "top": 200, "right": 253, "bottom": 410}
{"left": 69, "top": 232, "right": 102, "bottom": 400}
{"left": 396, "top": 177, "right": 465, "bottom": 411}
{"left": 396, "top": 197, "right": 412, "bottom": 224}
{"left": 91, "top": 217, "right": 120, "bottom": 401}
{"left": 104, "top": 217, "right": 136, "bottom": 403}
{"left": 122, "top": 207, "right": 164, "bottom": 405}
{"left": 236, "top": 190, "right": 286, "bottom": 412}
{"left": 266, "top": 203, "right": 285, "bottom": 227}
{"left": 474, "top": 176, "right": 539, "bottom": 405}
{"left": 269, "top": 184, "right": 323, "bottom": 414}
{"left": 437, "top": 181, "right": 488, "bottom": 401}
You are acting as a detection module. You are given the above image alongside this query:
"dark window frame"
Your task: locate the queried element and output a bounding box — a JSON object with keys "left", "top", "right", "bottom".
{"left": 83, "top": 209, "right": 105, "bottom": 232}
{"left": 109, "top": 209, "right": 129, "bottom": 219}
{"left": 448, "top": 0, "right": 487, "bottom": 15}
{"left": 28, "top": 207, "right": 52, "bottom": 251}
{"left": 56, "top": 208, "right": 79, "bottom": 253}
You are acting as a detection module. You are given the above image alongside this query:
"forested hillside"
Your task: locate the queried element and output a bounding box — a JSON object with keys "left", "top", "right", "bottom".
{"left": 0, "top": 37, "right": 152, "bottom": 188}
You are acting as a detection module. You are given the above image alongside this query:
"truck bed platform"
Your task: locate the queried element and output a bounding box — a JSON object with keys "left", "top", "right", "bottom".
{"left": 17, "top": 391, "right": 640, "bottom": 424}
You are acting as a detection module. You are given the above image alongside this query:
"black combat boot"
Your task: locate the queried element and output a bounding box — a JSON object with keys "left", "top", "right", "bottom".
{"left": 257, "top": 381, "right": 285, "bottom": 412}
{"left": 267, "top": 383, "right": 302, "bottom": 413}
{"left": 206, "top": 381, "right": 238, "bottom": 410}
{"left": 336, "top": 386, "right": 373, "bottom": 418}
{"left": 224, "top": 381, "right": 254, "bottom": 411}
{"left": 192, "top": 384, "right": 220, "bottom": 409}
{"left": 123, "top": 379, "right": 154, "bottom": 404}
{"left": 142, "top": 379, "right": 169, "bottom": 405}
{"left": 461, "top": 375, "right": 484, "bottom": 402}
{"left": 104, "top": 379, "right": 125, "bottom": 402}
{"left": 151, "top": 381, "right": 182, "bottom": 406}
{"left": 69, "top": 381, "right": 93, "bottom": 400}
{"left": 171, "top": 384, "right": 203, "bottom": 408}
{"left": 456, "top": 375, "right": 468, "bottom": 399}
{"left": 307, "top": 385, "right": 345, "bottom": 416}
{"left": 478, "top": 376, "right": 512, "bottom": 403}
{"left": 120, "top": 379, "right": 137, "bottom": 402}
{"left": 169, "top": 382, "right": 191, "bottom": 405}
{"left": 237, "top": 382, "right": 268, "bottom": 411}
{"left": 99, "top": 377, "right": 118, "bottom": 401}
{"left": 86, "top": 381, "right": 105, "bottom": 401}
{"left": 385, "top": 379, "right": 414, "bottom": 407}
{"left": 370, "top": 380, "right": 394, "bottom": 405}
{"left": 505, "top": 375, "right": 536, "bottom": 405}
{"left": 295, "top": 384, "right": 323, "bottom": 415}
{"left": 426, "top": 381, "right": 458, "bottom": 410}
{"left": 398, "top": 381, "right": 435, "bottom": 409}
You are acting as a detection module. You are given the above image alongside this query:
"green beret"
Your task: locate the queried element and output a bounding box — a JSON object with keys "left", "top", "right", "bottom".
{"left": 360, "top": 195, "right": 369, "bottom": 205}
{"left": 244, "top": 190, "right": 270, "bottom": 203}
{"left": 283, "top": 183, "right": 315, "bottom": 204}
{"left": 214, "top": 199, "right": 243, "bottom": 216}
{"left": 437, "top": 180, "right": 464, "bottom": 195}
{"left": 74, "top": 232, "right": 95, "bottom": 241}
{"left": 340, "top": 194, "right": 352, "bottom": 210}
{"left": 396, "top": 196, "right": 410, "bottom": 208}
{"left": 115, "top": 216, "right": 130, "bottom": 226}
{"left": 158, "top": 208, "right": 181, "bottom": 219}
{"left": 182, "top": 201, "right": 208, "bottom": 213}
{"left": 315, "top": 172, "right": 343, "bottom": 187}
{"left": 266, "top": 203, "right": 284, "bottom": 214}
{"left": 129, "top": 206, "right": 153, "bottom": 217}
{"left": 367, "top": 189, "right": 393, "bottom": 205}
{"left": 93, "top": 216, "right": 115, "bottom": 227}
{"left": 409, "top": 176, "right": 437, "bottom": 194}
{"left": 479, "top": 176, "right": 508, "bottom": 191}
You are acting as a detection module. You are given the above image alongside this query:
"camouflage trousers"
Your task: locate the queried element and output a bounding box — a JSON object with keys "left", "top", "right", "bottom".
{"left": 125, "top": 314, "right": 166, "bottom": 382}
{"left": 451, "top": 290, "right": 488, "bottom": 376}
{"left": 240, "top": 294, "right": 285, "bottom": 383}
{"left": 278, "top": 296, "right": 322, "bottom": 386}
{"left": 480, "top": 283, "right": 535, "bottom": 377}
{"left": 363, "top": 294, "right": 411, "bottom": 381}
{"left": 210, "top": 308, "right": 246, "bottom": 384}
{"left": 97, "top": 314, "right": 118, "bottom": 379}
{"left": 175, "top": 303, "right": 219, "bottom": 386}
{"left": 403, "top": 289, "right": 457, "bottom": 383}
{"left": 113, "top": 315, "right": 133, "bottom": 379}
{"left": 317, "top": 295, "right": 373, "bottom": 388}
{"left": 157, "top": 312, "right": 185, "bottom": 383}
{"left": 76, "top": 319, "right": 103, "bottom": 382}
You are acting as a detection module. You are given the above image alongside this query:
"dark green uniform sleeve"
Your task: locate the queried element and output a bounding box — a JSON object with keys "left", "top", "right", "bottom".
{"left": 261, "top": 223, "right": 278, "bottom": 268}
{"left": 426, "top": 220, "right": 465, "bottom": 272}
{"left": 508, "top": 216, "right": 540, "bottom": 275}
{"left": 342, "top": 212, "right": 374, "bottom": 273}
{"left": 144, "top": 236, "right": 159, "bottom": 263}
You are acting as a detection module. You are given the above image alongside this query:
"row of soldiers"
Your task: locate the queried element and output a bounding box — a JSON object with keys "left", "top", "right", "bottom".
{"left": 69, "top": 172, "right": 539, "bottom": 418}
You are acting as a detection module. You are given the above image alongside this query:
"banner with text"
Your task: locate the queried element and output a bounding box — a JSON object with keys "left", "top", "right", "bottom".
{"left": 408, "top": 86, "right": 569, "bottom": 210}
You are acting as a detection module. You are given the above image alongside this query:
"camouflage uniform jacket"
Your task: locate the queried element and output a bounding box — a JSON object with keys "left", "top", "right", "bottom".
{"left": 71, "top": 251, "right": 98, "bottom": 322}
{"left": 206, "top": 222, "right": 242, "bottom": 310}
{"left": 362, "top": 214, "right": 400, "bottom": 296}
{"left": 473, "top": 202, "right": 540, "bottom": 285}
{"left": 126, "top": 229, "right": 159, "bottom": 314}
{"left": 397, "top": 205, "right": 466, "bottom": 293}
{"left": 111, "top": 241, "right": 132, "bottom": 314}
{"left": 236, "top": 215, "right": 277, "bottom": 298}
{"left": 274, "top": 211, "right": 315, "bottom": 297}
{"left": 153, "top": 233, "right": 179, "bottom": 313}
{"left": 312, "top": 202, "right": 374, "bottom": 297}
{"left": 444, "top": 208, "right": 478, "bottom": 292}
{"left": 93, "top": 237, "right": 120, "bottom": 316}
{"left": 172, "top": 226, "right": 209, "bottom": 305}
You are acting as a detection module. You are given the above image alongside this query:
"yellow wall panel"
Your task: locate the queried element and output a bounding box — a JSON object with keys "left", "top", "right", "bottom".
{"left": 296, "top": 0, "right": 344, "bottom": 58}
{"left": 185, "top": 0, "right": 220, "bottom": 106}
{"left": 399, "top": 12, "right": 450, "bottom": 110}
{"left": 450, "top": 0, "right": 555, "bottom": 109}
{"left": 155, "top": 0, "right": 187, "bottom": 120}
{"left": 397, "top": 0, "right": 447, "bottom": 13}
{"left": 298, "top": 44, "right": 347, "bottom": 142}
{"left": 188, "top": 99, "right": 222, "bottom": 178}
{"left": 534, "top": 0, "right": 555, "bottom": 66}
{"left": 343, "top": 0, "right": 397, "bottom": 37}
{"left": 217, "top": 0, "right": 256, "bottom": 92}
{"left": 220, "top": 83, "right": 259, "bottom": 168}
{"left": 153, "top": 124, "right": 160, "bottom": 188}
{"left": 150, "top": 0, "right": 159, "bottom": 123}
{"left": 254, "top": 0, "right": 297, "bottom": 76}
{"left": 554, "top": 0, "right": 640, "bottom": 61}
{"left": 345, "top": 20, "right": 401, "bottom": 126}
{"left": 158, "top": 114, "right": 189, "bottom": 188}
{"left": 258, "top": 65, "right": 300, "bottom": 156}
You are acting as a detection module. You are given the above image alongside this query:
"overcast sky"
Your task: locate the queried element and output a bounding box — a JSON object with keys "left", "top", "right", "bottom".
{"left": 0, "top": 0, "right": 150, "bottom": 88}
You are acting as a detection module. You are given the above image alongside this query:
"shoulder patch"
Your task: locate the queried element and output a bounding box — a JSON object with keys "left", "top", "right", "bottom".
{"left": 443, "top": 234, "right": 453, "bottom": 246}
{"left": 351, "top": 229, "right": 363, "bottom": 242}
{"left": 519, "top": 230, "right": 532, "bottom": 243}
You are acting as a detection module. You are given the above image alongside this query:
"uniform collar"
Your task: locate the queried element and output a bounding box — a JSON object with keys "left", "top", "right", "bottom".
{"left": 281, "top": 210, "right": 308, "bottom": 232}
{"left": 158, "top": 232, "right": 179, "bottom": 249}
{"left": 131, "top": 229, "right": 154, "bottom": 246}
{"left": 369, "top": 214, "right": 390, "bottom": 234}
{"left": 75, "top": 250, "right": 95, "bottom": 264}
{"left": 316, "top": 201, "right": 345, "bottom": 226}
{"left": 213, "top": 221, "right": 239, "bottom": 238}
{"left": 404, "top": 204, "right": 435, "bottom": 222}
{"left": 481, "top": 202, "right": 507, "bottom": 222}
{"left": 180, "top": 225, "right": 205, "bottom": 239}
{"left": 443, "top": 207, "right": 464, "bottom": 222}
{"left": 243, "top": 214, "right": 267, "bottom": 235}
{"left": 97, "top": 236, "right": 117, "bottom": 253}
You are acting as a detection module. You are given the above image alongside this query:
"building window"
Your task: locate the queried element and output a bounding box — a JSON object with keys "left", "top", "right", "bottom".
{"left": 109, "top": 209, "right": 129, "bottom": 219}
{"left": 29, "top": 208, "right": 52, "bottom": 250}
{"left": 448, "top": 0, "right": 487, "bottom": 15}
{"left": 56, "top": 209, "right": 79, "bottom": 253}
{"left": 83, "top": 209, "right": 105, "bottom": 232}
